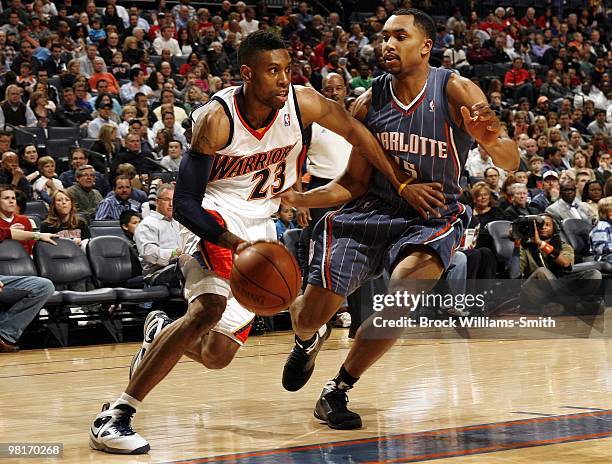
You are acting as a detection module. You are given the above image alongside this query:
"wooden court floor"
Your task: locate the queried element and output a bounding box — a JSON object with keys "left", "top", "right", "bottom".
{"left": 2, "top": 318, "right": 612, "bottom": 463}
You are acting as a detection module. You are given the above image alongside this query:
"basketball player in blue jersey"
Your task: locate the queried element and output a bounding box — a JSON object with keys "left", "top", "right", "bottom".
{"left": 280, "top": 9, "right": 519, "bottom": 430}
{"left": 88, "top": 31, "right": 421, "bottom": 455}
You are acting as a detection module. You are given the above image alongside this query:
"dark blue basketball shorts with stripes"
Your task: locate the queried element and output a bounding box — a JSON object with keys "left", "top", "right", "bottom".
{"left": 307, "top": 194, "right": 471, "bottom": 296}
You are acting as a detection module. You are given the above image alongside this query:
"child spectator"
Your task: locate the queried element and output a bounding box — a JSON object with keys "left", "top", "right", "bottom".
{"left": 590, "top": 197, "right": 612, "bottom": 264}
{"left": 32, "top": 156, "right": 63, "bottom": 204}
{"left": 275, "top": 204, "right": 298, "bottom": 241}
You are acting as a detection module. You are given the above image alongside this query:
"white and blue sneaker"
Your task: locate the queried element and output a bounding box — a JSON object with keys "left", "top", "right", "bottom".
{"left": 129, "top": 310, "right": 173, "bottom": 379}
{"left": 89, "top": 403, "right": 150, "bottom": 454}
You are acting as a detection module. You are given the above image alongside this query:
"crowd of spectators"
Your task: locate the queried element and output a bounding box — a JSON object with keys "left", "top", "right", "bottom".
{"left": 0, "top": 0, "right": 610, "bottom": 339}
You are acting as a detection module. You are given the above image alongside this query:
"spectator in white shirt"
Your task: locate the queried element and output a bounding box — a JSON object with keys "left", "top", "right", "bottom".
{"left": 239, "top": 7, "right": 259, "bottom": 36}
{"left": 465, "top": 145, "right": 495, "bottom": 179}
{"left": 134, "top": 183, "right": 181, "bottom": 287}
{"left": 32, "top": 156, "right": 63, "bottom": 204}
{"left": 153, "top": 26, "right": 182, "bottom": 56}
{"left": 120, "top": 68, "right": 153, "bottom": 104}
{"left": 152, "top": 111, "right": 187, "bottom": 146}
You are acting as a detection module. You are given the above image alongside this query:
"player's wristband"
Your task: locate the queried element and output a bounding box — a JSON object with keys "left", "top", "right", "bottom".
{"left": 539, "top": 242, "right": 554, "bottom": 255}
{"left": 33, "top": 232, "right": 41, "bottom": 241}
{"left": 397, "top": 178, "right": 414, "bottom": 196}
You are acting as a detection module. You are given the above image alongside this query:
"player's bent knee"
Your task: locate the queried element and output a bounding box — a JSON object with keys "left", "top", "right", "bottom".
{"left": 201, "top": 350, "right": 235, "bottom": 370}
{"left": 184, "top": 294, "right": 227, "bottom": 336}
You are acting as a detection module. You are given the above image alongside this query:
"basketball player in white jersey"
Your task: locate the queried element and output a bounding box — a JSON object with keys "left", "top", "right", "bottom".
{"left": 88, "top": 31, "right": 416, "bottom": 455}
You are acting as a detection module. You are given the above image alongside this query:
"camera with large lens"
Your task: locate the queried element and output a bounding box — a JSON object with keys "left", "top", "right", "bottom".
{"left": 512, "top": 215, "right": 545, "bottom": 242}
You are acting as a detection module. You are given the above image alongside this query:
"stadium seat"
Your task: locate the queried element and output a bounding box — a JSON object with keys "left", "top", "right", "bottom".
{"left": 0, "top": 239, "right": 64, "bottom": 343}
{"left": 89, "top": 226, "right": 127, "bottom": 239}
{"left": 46, "top": 138, "right": 76, "bottom": 158}
{"left": 27, "top": 214, "right": 41, "bottom": 230}
{"left": 48, "top": 126, "right": 81, "bottom": 141}
{"left": 89, "top": 220, "right": 120, "bottom": 228}
{"left": 25, "top": 200, "right": 48, "bottom": 218}
{"left": 10, "top": 126, "right": 46, "bottom": 147}
{"left": 561, "top": 218, "right": 593, "bottom": 262}
{"left": 172, "top": 55, "right": 189, "bottom": 68}
{"left": 86, "top": 236, "right": 171, "bottom": 302}
{"left": 487, "top": 220, "right": 514, "bottom": 268}
{"left": 78, "top": 138, "right": 98, "bottom": 150}
{"left": 282, "top": 228, "right": 301, "bottom": 261}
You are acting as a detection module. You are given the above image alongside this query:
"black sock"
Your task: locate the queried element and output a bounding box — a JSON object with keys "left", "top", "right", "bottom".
{"left": 333, "top": 364, "right": 359, "bottom": 390}
{"left": 296, "top": 332, "right": 317, "bottom": 349}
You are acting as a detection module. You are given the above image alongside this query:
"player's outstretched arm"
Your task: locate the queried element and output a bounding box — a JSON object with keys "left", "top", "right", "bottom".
{"left": 173, "top": 102, "right": 245, "bottom": 251}
{"left": 295, "top": 86, "right": 406, "bottom": 191}
{"left": 447, "top": 74, "right": 520, "bottom": 171}
{"left": 278, "top": 149, "right": 372, "bottom": 208}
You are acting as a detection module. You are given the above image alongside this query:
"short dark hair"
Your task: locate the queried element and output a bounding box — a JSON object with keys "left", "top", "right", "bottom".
{"left": 393, "top": 8, "right": 436, "bottom": 42}
{"left": 237, "top": 30, "right": 286, "bottom": 67}
{"left": 544, "top": 147, "right": 560, "bottom": 159}
{"left": 130, "top": 67, "right": 143, "bottom": 81}
{"left": 120, "top": 210, "right": 140, "bottom": 227}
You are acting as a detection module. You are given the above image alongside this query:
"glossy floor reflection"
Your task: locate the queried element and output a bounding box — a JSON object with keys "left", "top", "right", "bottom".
{"left": 1, "top": 327, "right": 611, "bottom": 463}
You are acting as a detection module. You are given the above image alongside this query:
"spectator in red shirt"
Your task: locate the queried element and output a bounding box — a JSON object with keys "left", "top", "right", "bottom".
{"left": 0, "top": 185, "right": 34, "bottom": 254}
{"left": 503, "top": 57, "right": 535, "bottom": 106}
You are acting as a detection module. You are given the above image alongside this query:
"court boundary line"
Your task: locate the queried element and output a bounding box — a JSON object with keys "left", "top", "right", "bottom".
{"left": 165, "top": 410, "right": 612, "bottom": 463}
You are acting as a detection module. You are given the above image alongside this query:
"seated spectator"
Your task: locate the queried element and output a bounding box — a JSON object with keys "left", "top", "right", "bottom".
{"left": 118, "top": 106, "right": 138, "bottom": 138}
{"left": 582, "top": 180, "right": 604, "bottom": 219}
{"left": 467, "top": 182, "right": 505, "bottom": 249}
{"left": 55, "top": 87, "right": 93, "bottom": 128}
{"left": 504, "top": 183, "right": 540, "bottom": 220}
{"left": 542, "top": 146, "right": 569, "bottom": 174}
{"left": 153, "top": 26, "right": 182, "bottom": 57}
{"left": 40, "top": 190, "right": 90, "bottom": 245}
{"left": 32, "top": 156, "right": 62, "bottom": 204}
{"left": 160, "top": 140, "right": 183, "bottom": 172}
{"left": 531, "top": 171, "right": 560, "bottom": 212}
{"left": 0, "top": 185, "right": 34, "bottom": 254}
{"left": 0, "top": 84, "right": 37, "bottom": 128}
{"left": 119, "top": 210, "right": 143, "bottom": 278}
{"left": 115, "top": 164, "right": 149, "bottom": 205}
{"left": 587, "top": 109, "right": 611, "bottom": 139}
{"left": 152, "top": 90, "right": 188, "bottom": 125}
{"left": 151, "top": 110, "right": 187, "bottom": 146}
{"left": 90, "top": 124, "right": 119, "bottom": 172}
{"left": 134, "top": 183, "right": 181, "bottom": 286}
{"left": 275, "top": 204, "right": 298, "bottom": 241}
{"left": 526, "top": 155, "right": 544, "bottom": 189}
{"left": 590, "top": 197, "right": 612, "bottom": 264}
{"left": 483, "top": 166, "right": 502, "bottom": 199}
{"left": 88, "top": 101, "right": 119, "bottom": 139}
{"left": 112, "top": 133, "right": 155, "bottom": 177}
{"left": 59, "top": 148, "right": 110, "bottom": 196}
{"left": 95, "top": 175, "right": 142, "bottom": 220}
{"left": 0, "top": 151, "right": 32, "bottom": 199}
{"left": 594, "top": 152, "right": 611, "bottom": 185}
{"left": 19, "top": 144, "right": 40, "bottom": 181}
{"left": 546, "top": 179, "right": 596, "bottom": 225}
{"left": 465, "top": 145, "right": 494, "bottom": 179}
{"left": 66, "top": 165, "right": 104, "bottom": 224}
{"left": 0, "top": 243, "right": 55, "bottom": 351}
{"left": 509, "top": 213, "right": 602, "bottom": 314}
{"left": 119, "top": 68, "right": 153, "bottom": 105}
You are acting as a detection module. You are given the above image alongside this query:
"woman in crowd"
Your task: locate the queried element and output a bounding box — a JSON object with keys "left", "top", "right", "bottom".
{"left": 583, "top": 180, "right": 604, "bottom": 218}
{"left": 91, "top": 124, "right": 119, "bottom": 171}
{"left": 19, "top": 144, "right": 41, "bottom": 182}
{"left": 41, "top": 190, "right": 90, "bottom": 245}
{"left": 468, "top": 182, "right": 505, "bottom": 249}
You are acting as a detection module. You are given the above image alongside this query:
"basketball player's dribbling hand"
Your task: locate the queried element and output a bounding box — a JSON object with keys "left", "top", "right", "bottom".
{"left": 460, "top": 102, "right": 501, "bottom": 148}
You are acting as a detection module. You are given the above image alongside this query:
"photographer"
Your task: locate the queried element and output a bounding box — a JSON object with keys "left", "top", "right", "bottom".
{"left": 509, "top": 214, "right": 602, "bottom": 314}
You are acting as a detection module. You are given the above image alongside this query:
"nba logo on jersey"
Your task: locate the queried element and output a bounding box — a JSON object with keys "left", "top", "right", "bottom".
{"left": 284, "top": 114, "right": 291, "bottom": 126}
{"left": 429, "top": 100, "right": 435, "bottom": 112}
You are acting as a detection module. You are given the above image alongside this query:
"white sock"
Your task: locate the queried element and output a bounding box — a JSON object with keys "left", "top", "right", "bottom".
{"left": 111, "top": 392, "right": 141, "bottom": 410}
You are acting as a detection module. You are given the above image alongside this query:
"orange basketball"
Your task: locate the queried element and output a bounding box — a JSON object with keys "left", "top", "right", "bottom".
{"left": 230, "top": 241, "right": 302, "bottom": 316}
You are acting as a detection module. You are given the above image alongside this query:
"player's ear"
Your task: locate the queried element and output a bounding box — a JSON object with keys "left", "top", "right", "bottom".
{"left": 240, "top": 64, "right": 253, "bottom": 83}
{"left": 421, "top": 38, "right": 433, "bottom": 57}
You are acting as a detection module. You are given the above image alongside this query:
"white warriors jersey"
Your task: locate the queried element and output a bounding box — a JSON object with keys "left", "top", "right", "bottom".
{"left": 191, "top": 84, "right": 304, "bottom": 218}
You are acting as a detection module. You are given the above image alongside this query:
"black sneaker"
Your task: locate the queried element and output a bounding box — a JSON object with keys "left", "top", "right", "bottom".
{"left": 314, "top": 382, "right": 362, "bottom": 430}
{"left": 282, "top": 323, "right": 331, "bottom": 392}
